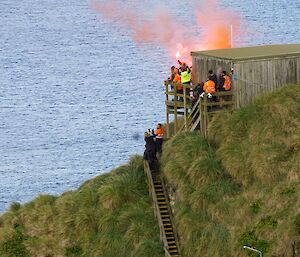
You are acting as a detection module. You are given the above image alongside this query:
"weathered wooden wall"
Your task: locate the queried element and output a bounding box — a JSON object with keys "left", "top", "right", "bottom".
{"left": 192, "top": 55, "right": 232, "bottom": 84}
{"left": 192, "top": 54, "right": 300, "bottom": 108}
{"left": 234, "top": 56, "right": 300, "bottom": 107}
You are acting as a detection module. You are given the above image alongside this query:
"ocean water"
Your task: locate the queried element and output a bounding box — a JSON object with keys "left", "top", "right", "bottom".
{"left": 1, "top": 0, "right": 299, "bottom": 212}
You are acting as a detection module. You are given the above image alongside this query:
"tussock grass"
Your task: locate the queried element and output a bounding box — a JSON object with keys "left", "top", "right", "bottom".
{"left": 160, "top": 85, "right": 300, "bottom": 257}
{"left": 0, "top": 156, "right": 164, "bottom": 257}
{"left": 161, "top": 132, "right": 240, "bottom": 256}
{"left": 209, "top": 84, "right": 300, "bottom": 186}
{"left": 0, "top": 85, "right": 299, "bottom": 257}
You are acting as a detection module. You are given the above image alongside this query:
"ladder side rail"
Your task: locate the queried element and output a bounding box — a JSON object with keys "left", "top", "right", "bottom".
{"left": 144, "top": 162, "right": 170, "bottom": 253}
{"left": 161, "top": 176, "right": 181, "bottom": 256}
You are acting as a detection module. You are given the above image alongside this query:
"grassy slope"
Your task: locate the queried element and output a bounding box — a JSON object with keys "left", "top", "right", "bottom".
{"left": 161, "top": 85, "right": 300, "bottom": 257}
{"left": 0, "top": 156, "right": 164, "bottom": 257}
{"left": 0, "top": 85, "right": 299, "bottom": 257}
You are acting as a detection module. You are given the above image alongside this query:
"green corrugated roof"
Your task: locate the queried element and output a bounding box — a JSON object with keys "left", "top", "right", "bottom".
{"left": 191, "top": 44, "right": 300, "bottom": 61}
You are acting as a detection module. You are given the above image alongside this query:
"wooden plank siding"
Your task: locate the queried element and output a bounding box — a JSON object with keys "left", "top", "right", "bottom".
{"left": 192, "top": 56, "right": 232, "bottom": 84}
{"left": 233, "top": 56, "right": 300, "bottom": 108}
{"left": 192, "top": 53, "right": 300, "bottom": 108}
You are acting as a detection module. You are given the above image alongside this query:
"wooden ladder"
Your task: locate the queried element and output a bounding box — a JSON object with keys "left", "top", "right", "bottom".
{"left": 144, "top": 162, "right": 181, "bottom": 257}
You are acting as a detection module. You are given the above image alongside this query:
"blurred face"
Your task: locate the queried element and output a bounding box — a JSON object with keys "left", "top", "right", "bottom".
{"left": 174, "top": 68, "right": 179, "bottom": 74}
{"left": 157, "top": 124, "right": 161, "bottom": 129}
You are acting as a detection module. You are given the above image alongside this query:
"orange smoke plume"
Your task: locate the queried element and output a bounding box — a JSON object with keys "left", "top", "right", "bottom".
{"left": 91, "top": 0, "right": 243, "bottom": 62}
{"left": 195, "top": 0, "right": 242, "bottom": 50}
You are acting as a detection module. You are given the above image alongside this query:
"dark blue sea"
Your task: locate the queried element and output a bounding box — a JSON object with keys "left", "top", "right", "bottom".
{"left": 1, "top": 0, "right": 299, "bottom": 212}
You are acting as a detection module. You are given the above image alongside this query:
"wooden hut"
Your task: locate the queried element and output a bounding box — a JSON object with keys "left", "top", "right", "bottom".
{"left": 192, "top": 44, "right": 300, "bottom": 108}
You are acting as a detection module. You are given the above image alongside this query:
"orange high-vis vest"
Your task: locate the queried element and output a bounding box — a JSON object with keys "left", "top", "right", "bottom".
{"left": 204, "top": 80, "right": 216, "bottom": 93}
{"left": 155, "top": 128, "right": 164, "bottom": 139}
{"left": 173, "top": 74, "right": 182, "bottom": 90}
{"left": 223, "top": 75, "right": 231, "bottom": 90}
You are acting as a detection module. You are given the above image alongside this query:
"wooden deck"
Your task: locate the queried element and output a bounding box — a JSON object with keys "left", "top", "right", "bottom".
{"left": 165, "top": 81, "right": 235, "bottom": 137}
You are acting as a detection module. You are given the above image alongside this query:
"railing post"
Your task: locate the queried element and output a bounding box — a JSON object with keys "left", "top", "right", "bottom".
{"left": 174, "top": 84, "right": 178, "bottom": 135}
{"left": 165, "top": 81, "right": 169, "bottom": 102}
{"left": 183, "top": 84, "right": 187, "bottom": 132}
{"left": 199, "top": 96, "right": 203, "bottom": 135}
{"left": 203, "top": 96, "right": 208, "bottom": 138}
{"left": 165, "top": 82, "right": 170, "bottom": 138}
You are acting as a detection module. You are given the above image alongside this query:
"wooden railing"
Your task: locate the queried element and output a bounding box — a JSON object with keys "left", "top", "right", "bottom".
{"left": 199, "top": 90, "right": 235, "bottom": 137}
{"left": 144, "top": 162, "right": 169, "bottom": 251}
{"left": 165, "top": 81, "right": 193, "bottom": 137}
{"left": 144, "top": 161, "right": 181, "bottom": 257}
{"left": 165, "top": 81, "right": 235, "bottom": 138}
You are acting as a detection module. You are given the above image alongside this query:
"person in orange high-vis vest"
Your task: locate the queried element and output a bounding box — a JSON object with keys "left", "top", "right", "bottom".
{"left": 203, "top": 79, "right": 216, "bottom": 93}
{"left": 173, "top": 68, "right": 182, "bottom": 88}
{"left": 155, "top": 123, "right": 164, "bottom": 155}
{"left": 173, "top": 68, "right": 183, "bottom": 100}
{"left": 222, "top": 70, "right": 231, "bottom": 91}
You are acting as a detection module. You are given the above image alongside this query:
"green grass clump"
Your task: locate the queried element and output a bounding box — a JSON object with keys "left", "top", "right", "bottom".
{"left": 65, "top": 245, "right": 82, "bottom": 257}
{"left": 295, "top": 214, "right": 300, "bottom": 235}
{"left": 250, "top": 199, "right": 263, "bottom": 214}
{"left": 281, "top": 187, "right": 296, "bottom": 196}
{"left": 0, "top": 156, "right": 164, "bottom": 257}
{"left": 239, "top": 230, "right": 270, "bottom": 255}
{"left": 0, "top": 226, "right": 30, "bottom": 257}
{"left": 258, "top": 216, "right": 278, "bottom": 228}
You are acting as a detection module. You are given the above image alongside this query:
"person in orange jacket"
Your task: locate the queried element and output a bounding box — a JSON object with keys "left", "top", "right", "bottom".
{"left": 155, "top": 123, "right": 164, "bottom": 155}
{"left": 168, "top": 66, "right": 176, "bottom": 82}
{"left": 173, "top": 68, "right": 181, "bottom": 84}
{"left": 221, "top": 70, "right": 231, "bottom": 91}
{"left": 219, "top": 70, "right": 232, "bottom": 106}
{"left": 173, "top": 68, "right": 183, "bottom": 100}
{"left": 203, "top": 79, "right": 216, "bottom": 94}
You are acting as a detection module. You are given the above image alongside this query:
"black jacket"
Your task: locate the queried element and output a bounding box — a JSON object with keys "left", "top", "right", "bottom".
{"left": 209, "top": 74, "right": 218, "bottom": 88}
{"left": 143, "top": 136, "right": 157, "bottom": 162}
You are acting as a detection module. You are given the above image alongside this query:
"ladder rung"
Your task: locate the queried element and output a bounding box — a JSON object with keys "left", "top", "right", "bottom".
{"left": 159, "top": 204, "right": 168, "bottom": 207}
{"left": 160, "top": 206, "right": 168, "bottom": 209}
{"left": 158, "top": 202, "right": 167, "bottom": 206}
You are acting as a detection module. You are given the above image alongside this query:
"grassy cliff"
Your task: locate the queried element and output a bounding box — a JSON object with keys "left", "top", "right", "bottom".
{"left": 161, "top": 85, "right": 300, "bottom": 257}
{"left": 0, "top": 156, "right": 164, "bottom": 257}
{"left": 0, "top": 85, "right": 299, "bottom": 257}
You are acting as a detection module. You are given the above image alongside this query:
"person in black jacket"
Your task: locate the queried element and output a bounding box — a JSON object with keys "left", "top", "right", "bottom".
{"left": 191, "top": 82, "right": 204, "bottom": 106}
{"left": 143, "top": 132, "right": 157, "bottom": 172}
{"left": 208, "top": 70, "right": 218, "bottom": 87}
